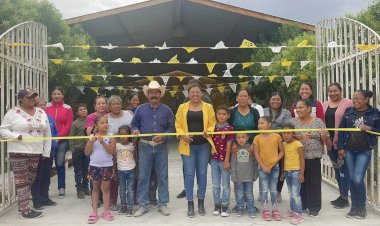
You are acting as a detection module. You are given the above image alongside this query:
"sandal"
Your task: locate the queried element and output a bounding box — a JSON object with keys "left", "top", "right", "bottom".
{"left": 87, "top": 212, "right": 98, "bottom": 224}
{"left": 102, "top": 210, "right": 114, "bottom": 221}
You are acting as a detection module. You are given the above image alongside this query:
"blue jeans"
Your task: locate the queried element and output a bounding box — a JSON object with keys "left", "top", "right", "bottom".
{"left": 237, "top": 182, "right": 254, "bottom": 212}
{"left": 259, "top": 164, "right": 279, "bottom": 206}
{"left": 118, "top": 169, "right": 135, "bottom": 208}
{"left": 181, "top": 142, "right": 211, "bottom": 201}
{"left": 328, "top": 148, "right": 350, "bottom": 197}
{"left": 285, "top": 170, "right": 302, "bottom": 214}
{"left": 137, "top": 142, "right": 169, "bottom": 209}
{"left": 56, "top": 140, "right": 68, "bottom": 189}
{"left": 210, "top": 158, "right": 230, "bottom": 205}
{"left": 344, "top": 148, "right": 372, "bottom": 209}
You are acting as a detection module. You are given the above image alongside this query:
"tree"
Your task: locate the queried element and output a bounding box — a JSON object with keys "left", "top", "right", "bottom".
{"left": 353, "top": 0, "right": 380, "bottom": 34}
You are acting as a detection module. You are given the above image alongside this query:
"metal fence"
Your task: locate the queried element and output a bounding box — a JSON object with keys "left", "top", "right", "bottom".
{"left": 316, "top": 17, "right": 380, "bottom": 210}
{"left": 0, "top": 21, "right": 48, "bottom": 216}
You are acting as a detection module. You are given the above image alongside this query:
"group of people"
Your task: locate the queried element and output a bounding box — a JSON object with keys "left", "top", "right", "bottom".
{"left": 0, "top": 79, "right": 379, "bottom": 224}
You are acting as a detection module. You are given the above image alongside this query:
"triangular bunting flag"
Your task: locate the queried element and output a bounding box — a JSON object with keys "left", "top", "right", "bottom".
{"left": 229, "top": 84, "right": 237, "bottom": 93}
{"left": 162, "top": 76, "right": 170, "bottom": 85}
{"left": 281, "top": 60, "right": 293, "bottom": 67}
{"left": 211, "top": 41, "right": 228, "bottom": 49}
{"left": 172, "top": 86, "right": 179, "bottom": 92}
{"left": 238, "top": 75, "right": 247, "bottom": 79}
{"left": 150, "top": 58, "right": 161, "bottom": 63}
{"left": 356, "top": 44, "right": 379, "bottom": 51}
{"left": 168, "top": 55, "right": 180, "bottom": 64}
{"left": 270, "top": 46, "right": 284, "bottom": 53}
{"left": 268, "top": 75, "right": 277, "bottom": 83}
{"left": 206, "top": 63, "right": 217, "bottom": 73}
{"left": 44, "top": 43, "right": 64, "bottom": 51}
{"left": 82, "top": 75, "right": 92, "bottom": 82}
{"left": 284, "top": 76, "right": 293, "bottom": 88}
{"left": 193, "top": 76, "right": 200, "bottom": 80}
{"left": 111, "top": 58, "right": 123, "bottom": 63}
{"left": 132, "top": 74, "right": 140, "bottom": 77}
{"left": 240, "top": 39, "right": 256, "bottom": 48}
{"left": 253, "top": 76, "right": 262, "bottom": 85}
{"left": 187, "top": 58, "right": 198, "bottom": 64}
{"left": 129, "top": 44, "right": 146, "bottom": 49}
{"left": 205, "top": 84, "right": 212, "bottom": 88}
{"left": 217, "top": 86, "right": 225, "bottom": 93}
{"left": 177, "top": 76, "right": 185, "bottom": 81}
{"left": 132, "top": 88, "right": 139, "bottom": 92}
{"left": 76, "top": 86, "right": 85, "bottom": 94}
{"left": 50, "top": 59, "right": 63, "bottom": 64}
{"left": 183, "top": 47, "right": 198, "bottom": 53}
{"left": 208, "top": 74, "right": 217, "bottom": 78}
{"left": 100, "top": 75, "right": 108, "bottom": 80}
{"left": 242, "top": 62, "right": 254, "bottom": 69}
{"left": 146, "top": 76, "right": 155, "bottom": 81}
{"left": 100, "top": 43, "right": 117, "bottom": 50}
{"left": 115, "top": 74, "right": 124, "bottom": 78}
{"left": 261, "top": 62, "right": 272, "bottom": 67}
{"left": 169, "top": 90, "right": 177, "bottom": 97}
{"left": 183, "top": 85, "right": 189, "bottom": 91}
{"left": 90, "top": 87, "right": 99, "bottom": 94}
{"left": 300, "top": 74, "right": 308, "bottom": 80}
{"left": 91, "top": 58, "right": 103, "bottom": 63}
{"left": 300, "top": 61, "right": 311, "bottom": 69}
{"left": 297, "top": 40, "right": 309, "bottom": 47}
{"left": 206, "top": 88, "right": 213, "bottom": 95}
{"left": 240, "top": 81, "right": 249, "bottom": 87}
{"left": 223, "top": 70, "right": 232, "bottom": 77}
{"left": 226, "top": 63, "right": 237, "bottom": 70}
{"left": 104, "top": 86, "right": 114, "bottom": 91}
{"left": 70, "top": 57, "right": 82, "bottom": 62}
{"left": 182, "top": 91, "right": 188, "bottom": 98}
{"left": 79, "top": 44, "right": 91, "bottom": 50}
{"left": 327, "top": 41, "right": 344, "bottom": 48}
{"left": 130, "top": 57, "right": 142, "bottom": 64}
{"left": 157, "top": 42, "right": 169, "bottom": 50}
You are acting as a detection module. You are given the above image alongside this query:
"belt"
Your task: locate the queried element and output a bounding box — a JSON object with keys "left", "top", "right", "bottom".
{"left": 140, "top": 139, "right": 163, "bottom": 147}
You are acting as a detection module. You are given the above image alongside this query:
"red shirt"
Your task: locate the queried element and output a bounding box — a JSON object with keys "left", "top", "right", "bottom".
{"left": 45, "top": 101, "right": 73, "bottom": 137}
{"left": 212, "top": 123, "right": 234, "bottom": 161}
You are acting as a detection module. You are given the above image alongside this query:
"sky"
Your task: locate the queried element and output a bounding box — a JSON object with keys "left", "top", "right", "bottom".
{"left": 47, "top": 0, "right": 375, "bottom": 24}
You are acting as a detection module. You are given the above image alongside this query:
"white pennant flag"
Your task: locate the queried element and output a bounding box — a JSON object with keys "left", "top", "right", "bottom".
{"left": 211, "top": 41, "right": 228, "bottom": 49}
{"left": 183, "top": 85, "right": 189, "bottom": 91}
{"left": 205, "top": 84, "right": 212, "bottom": 88}
{"left": 150, "top": 58, "right": 161, "bottom": 63}
{"left": 269, "top": 46, "right": 284, "bottom": 53}
{"left": 76, "top": 86, "right": 85, "bottom": 94}
{"left": 229, "top": 83, "right": 237, "bottom": 93}
{"left": 183, "top": 91, "right": 188, "bottom": 97}
{"left": 111, "top": 58, "right": 123, "bottom": 63}
{"left": 300, "top": 61, "right": 311, "bottom": 69}
{"left": 100, "top": 75, "right": 108, "bottom": 80}
{"left": 223, "top": 70, "right": 233, "bottom": 77}
{"left": 157, "top": 42, "right": 169, "bottom": 50}
{"left": 133, "top": 88, "right": 139, "bottom": 92}
{"left": 261, "top": 62, "right": 272, "bottom": 67}
{"left": 253, "top": 76, "right": 262, "bottom": 85}
{"left": 70, "top": 57, "right": 82, "bottom": 62}
{"left": 162, "top": 76, "right": 170, "bottom": 85}
{"left": 44, "top": 43, "right": 64, "bottom": 51}
{"left": 104, "top": 86, "right": 114, "bottom": 91}
{"left": 193, "top": 76, "right": 200, "bottom": 80}
{"left": 187, "top": 58, "right": 198, "bottom": 64}
{"left": 226, "top": 63, "right": 237, "bottom": 70}
{"left": 284, "top": 76, "right": 293, "bottom": 88}
{"left": 132, "top": 74, "right": 140, "bottom": 77}
{"left": 100, "top": 43, "right": 117, "bottom": 50}
{"left": 206, "top": 88, "right": 213, "bottom": 95}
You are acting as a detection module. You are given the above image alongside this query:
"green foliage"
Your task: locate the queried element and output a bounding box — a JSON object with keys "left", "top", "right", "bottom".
{"left": 354, "top": 0, "right": 380, "bottom": 34}
{"left": 0, "top": 0, "right": 108, "bottom": 98}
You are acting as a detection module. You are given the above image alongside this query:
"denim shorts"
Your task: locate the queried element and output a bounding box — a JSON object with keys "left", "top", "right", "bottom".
{"left": 88, "top": 166, "right": 113, "bottom": 182}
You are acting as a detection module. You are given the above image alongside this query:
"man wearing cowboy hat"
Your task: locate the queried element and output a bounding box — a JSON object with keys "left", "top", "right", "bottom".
{"left": 131, "top": 80, "right": 175, "bottom": 217}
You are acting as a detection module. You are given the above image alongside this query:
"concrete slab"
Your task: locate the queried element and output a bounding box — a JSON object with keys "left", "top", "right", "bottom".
{"left": 1, "top": 140, "right": 379, "bottom": 226}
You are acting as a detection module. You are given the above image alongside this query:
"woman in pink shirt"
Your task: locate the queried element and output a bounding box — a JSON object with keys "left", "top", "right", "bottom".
{"left": 45, "top": 86, "right": 73, "bottom": 196}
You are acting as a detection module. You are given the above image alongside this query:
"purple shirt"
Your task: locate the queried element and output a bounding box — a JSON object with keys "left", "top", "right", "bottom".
{"left": 130, "top": 103, "right": 175, "bottom": 140}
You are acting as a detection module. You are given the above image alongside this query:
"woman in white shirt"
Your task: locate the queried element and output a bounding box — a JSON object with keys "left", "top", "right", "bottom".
{"left": 0, "top": 89, "right": 51, "bottom": 218}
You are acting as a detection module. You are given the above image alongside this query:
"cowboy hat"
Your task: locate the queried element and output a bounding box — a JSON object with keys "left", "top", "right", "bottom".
{"left": 143, "top": 81, "right": 166, "bottom": 97}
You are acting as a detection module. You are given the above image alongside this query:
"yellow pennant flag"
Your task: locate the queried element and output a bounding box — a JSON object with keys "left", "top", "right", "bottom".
{"left": 91, "top": 58, "right": 103, "bottom": 63}
{"left": 50, "top": 59, "right": 63, "bottom": 64}
{"left": 281, "top": 60, "right": 293, "bottom": 67}
{"left": 172, "top": 86, "right": 179, "bottom": 92}
{"left": 129, "top": 44, "right": 146, "bottom": 49}
{"left": 130, "top": 57, "right": 142, "bottom": 64}
{"left": 268, "top": 75, "right": 277, "bottom": 83}
{"left": 168, "top": 55, "right": 180, "bottom": 64}
{"left": 208, "top": 74, "right": 218, "bottom": 78}
{"left": 115, "top": 74, "right": 124, "bottom": 78}
{"left": 238, "top": 75, "right": 248, "bottom": 79}
{"left": 240, "top": 39, "right": 256, "bottom": 48}
{"left": 206, "top": 63, "right": 217, "bottom": 73}
{"left": 242, "top": 62, "right": 254, "bottom": 69}
{"left": 183, "top": 47, "right": 199, "bottom": 53}
{"left": 79, "top": 44, "right": 91, "bottom": 50}
{"left": 240, "top": 81, "right": 249, "bottom": 87}
{"left": 169, "top": 91, "right": 177, "bottom": 97}
{"left": 356, "top": 44, "right": 379, "bottom": 51}
{"left": 297, "top": 40, "right": 309, "bottom": 47}
{"left": 217, "top": 86, "right": 225, "bottom": 93}
{"left": 177, "top": 76, "right": 185, "bottom": 81}
{"left": 146, "top": 76, "right": 155, "bottom": 81}
{"left": 5, "top": 42, "right": 31, "bottom": 47}
{"left": 90, "top": 87, "right": 99, "bottom": 94}
{"left": 300, "top": 74, "right": 309, "bottom": 80}
{"left": 83, "top": 75, "right": 93, "bottom": 81}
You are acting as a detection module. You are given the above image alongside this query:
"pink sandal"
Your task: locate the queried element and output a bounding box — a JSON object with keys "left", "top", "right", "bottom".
{"left": 87, "top": 212, "right": 98, "bottom": 224}
{"left": 102, "top": 210, "right": 114, "bottom": 221}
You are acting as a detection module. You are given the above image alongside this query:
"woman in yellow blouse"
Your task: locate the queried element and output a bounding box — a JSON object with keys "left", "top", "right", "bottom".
{"left": 175, "top": 82, "right": 216, "bottom": 217}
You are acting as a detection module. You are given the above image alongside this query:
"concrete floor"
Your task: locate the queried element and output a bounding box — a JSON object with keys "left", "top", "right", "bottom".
{"left": 1, "top": 140, "right": 379, "bottom": 226}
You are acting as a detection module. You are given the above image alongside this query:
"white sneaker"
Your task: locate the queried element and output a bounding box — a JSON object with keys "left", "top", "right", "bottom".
{"left": 158, "top": 206, "right": 170, "bottom": 216}
{"left": 58, "top": 188, "right": 65, "bottom": 197}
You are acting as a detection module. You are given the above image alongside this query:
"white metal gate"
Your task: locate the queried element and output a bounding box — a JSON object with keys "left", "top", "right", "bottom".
{"left": 316, "top": 17, "right": 380, "bottom": 210}
{"left": 0, "top": 21, "right": 48, "bottom": 216}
